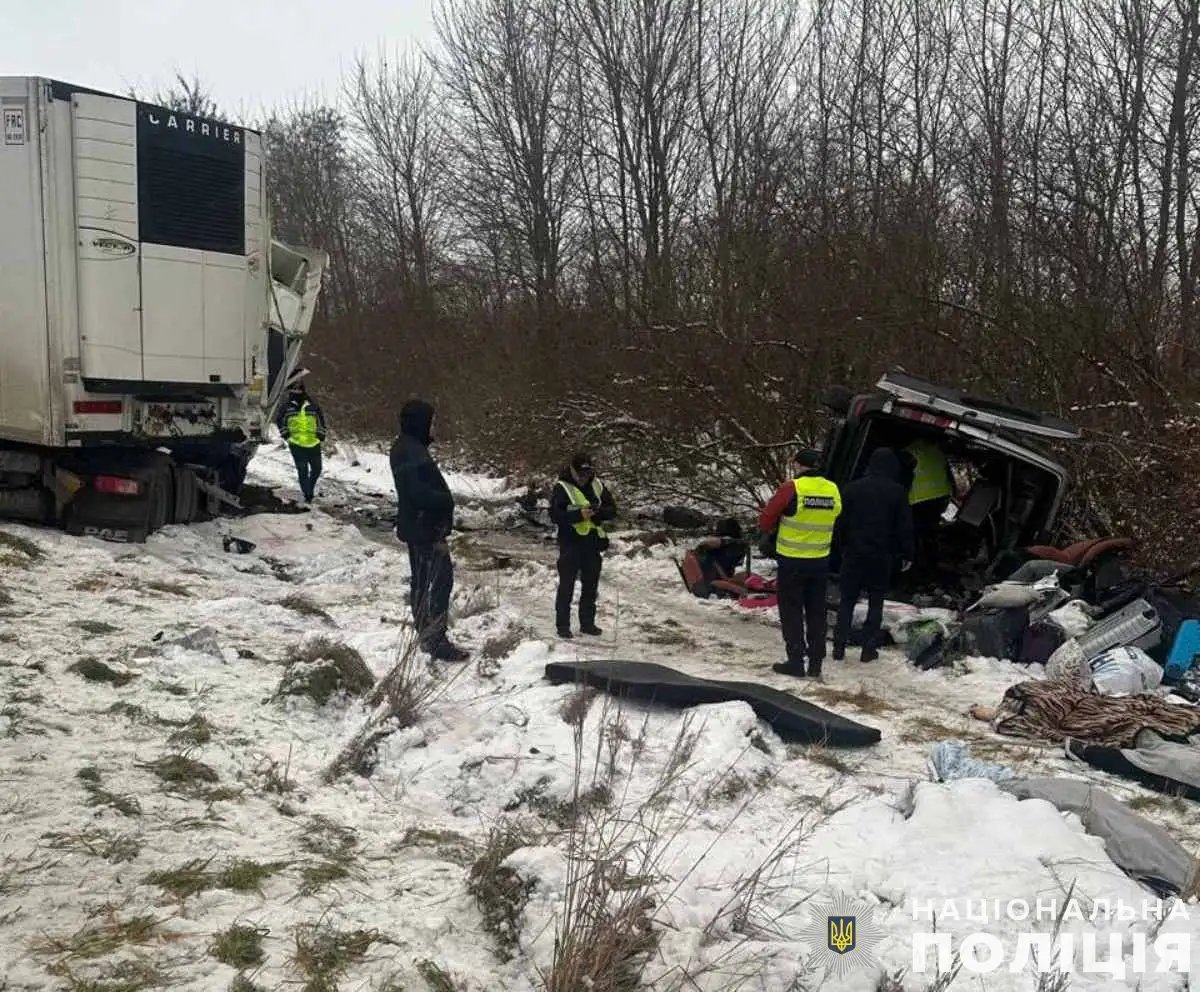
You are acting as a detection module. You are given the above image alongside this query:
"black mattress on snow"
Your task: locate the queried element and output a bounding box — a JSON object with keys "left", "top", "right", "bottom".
{"left": 543, "top": 659, "right": 882, "bottom": 748}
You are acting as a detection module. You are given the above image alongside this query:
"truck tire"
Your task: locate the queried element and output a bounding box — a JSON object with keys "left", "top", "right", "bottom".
{"left": 171, "top": 465, "right": 200, "bottom": 524}
{"left": 144, "top": 461, "right": 173, "bottom": 536}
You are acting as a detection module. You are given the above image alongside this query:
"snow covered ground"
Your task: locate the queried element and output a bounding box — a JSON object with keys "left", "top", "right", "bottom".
{"left": 0, "top": 439, "right": 1196, "bottom": 992}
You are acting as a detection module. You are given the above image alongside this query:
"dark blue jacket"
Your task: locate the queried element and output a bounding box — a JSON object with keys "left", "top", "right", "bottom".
{"left": 390, "top": 400, "right": 454, "bottom": 545}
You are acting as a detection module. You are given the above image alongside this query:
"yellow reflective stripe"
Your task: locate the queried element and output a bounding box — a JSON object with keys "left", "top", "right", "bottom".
{"left": 778, "top": 521, "right": 835, "bottom": 533}
{"left": 287, "top": 402, "right": 321, "bottom": 447}
{"left": 557, "top": 480, "right": 606, "bottom": 538}
{"left": 775, "top": 476, "right": 840, "bottom": 558}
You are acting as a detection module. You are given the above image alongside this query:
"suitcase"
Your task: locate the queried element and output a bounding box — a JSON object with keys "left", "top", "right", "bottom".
{"left": 1077, "top": 598, "right": 1162, "bottom": 660}
{"left": 1163, "top": 619, "right": 1200, "bottom": 681}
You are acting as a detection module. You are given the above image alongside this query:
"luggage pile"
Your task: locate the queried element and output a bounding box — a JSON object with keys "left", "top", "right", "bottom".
{"left": 904, "top": 536, "right": 1200, "bottom": 698}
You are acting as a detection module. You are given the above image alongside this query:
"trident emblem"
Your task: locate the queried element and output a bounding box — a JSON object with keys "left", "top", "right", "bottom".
{"left": 828, "top": 915, "right": 856, "bottom": 954}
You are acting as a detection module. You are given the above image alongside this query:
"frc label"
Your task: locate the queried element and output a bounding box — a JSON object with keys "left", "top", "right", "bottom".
{"left": 3, "top": 106, "right": 26, "bottom": 145}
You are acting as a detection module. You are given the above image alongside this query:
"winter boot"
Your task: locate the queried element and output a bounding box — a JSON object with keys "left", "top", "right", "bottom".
{"left": 771, "top": 663, "right": 806, "bottom": 678}
{"left": 431, "top": 641, "right": 470, "bottom": 662}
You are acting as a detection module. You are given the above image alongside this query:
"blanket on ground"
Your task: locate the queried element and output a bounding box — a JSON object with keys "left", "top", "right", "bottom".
{"left": 993, "top": 679, "right": 1200, "bottom": 747}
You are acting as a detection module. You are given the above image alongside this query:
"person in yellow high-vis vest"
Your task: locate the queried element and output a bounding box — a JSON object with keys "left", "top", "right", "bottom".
{"left": 276, "top": 382, "right": 327, "bottom": 504}
{"left": 903, "top": 438, "right": 954, "bottom": 583}
{"left": 549, "top": 451, "right": 617, "bottom": 638}
{"left": 758, "top": 449, "right": 842, "bottom": 678}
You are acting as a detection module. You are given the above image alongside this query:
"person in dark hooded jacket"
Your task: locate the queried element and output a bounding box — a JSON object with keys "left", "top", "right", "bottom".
{"left": 549, "top": 452, "right": 617, "bottom": 638}
{"left": 832, "top": 447, "right": 914, "bottom": 662}
{"left": 389, "top": 400, "right": 469, "bottom": 661}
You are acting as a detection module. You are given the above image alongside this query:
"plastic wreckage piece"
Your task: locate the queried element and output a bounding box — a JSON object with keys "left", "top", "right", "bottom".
{"left": 1164, "top": 620, "right": 1200, "bottom": 681}
{"left": 543, "top": 658, "right": 882, "bottom": 747}
{"left": 1076, "top": 598, "right": 1162, "bottom": 660}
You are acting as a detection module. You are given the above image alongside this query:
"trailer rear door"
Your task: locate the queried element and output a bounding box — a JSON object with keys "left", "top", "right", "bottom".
{"left": 71, "top": 92, "right": 144, "bottom": 383}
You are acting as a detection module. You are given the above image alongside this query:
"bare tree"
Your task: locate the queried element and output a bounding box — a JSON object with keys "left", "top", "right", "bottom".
{"left": 262, "top": 103, "right": 362, "bottom": 320}
{"left": 569, "top": 0, "right": 704, "bottom": 322}
{"left": 142, "top": 71, "right": 223, "bottom": 118}
{"left": 434, "top": 0, "right": 580, "bottom": 318}
{"left": 347, "top": 48, "right": 450, "bottom": 309}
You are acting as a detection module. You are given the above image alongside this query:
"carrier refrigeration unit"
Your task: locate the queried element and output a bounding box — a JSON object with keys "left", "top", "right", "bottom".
{"left": 0, "top": 76, "right": 326, "bottom": 540}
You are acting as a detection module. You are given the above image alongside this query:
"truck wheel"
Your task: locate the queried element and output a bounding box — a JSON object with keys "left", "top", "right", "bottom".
{"left": 146, "top": 463, "right": 172, "bottom": 535}
{"left": 171, "top": 465, "right": 200, "bottom": 524}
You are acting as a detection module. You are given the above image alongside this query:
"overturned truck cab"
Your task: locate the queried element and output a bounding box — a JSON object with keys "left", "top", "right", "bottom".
{"left": 819, "top": 371, "right": 1085, "bottom": 594}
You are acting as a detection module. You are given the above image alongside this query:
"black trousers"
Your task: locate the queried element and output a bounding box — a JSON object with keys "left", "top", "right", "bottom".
{"left": 408, "top": 542, "right": 454, "bottom": 650}
{"left": 911, "top": 498, "right": 949, "bottom": 581}
{"left": 835, "top": 554, "right": 893, "bottom": 654}
{"left": 556, "top": 543, "right": 602, "bottom": 630}
{"left": 776, "top": 557, "right": 829, "bottom": 670}
{"left": 289, "top": 444, "right": 322, "bottom": 500}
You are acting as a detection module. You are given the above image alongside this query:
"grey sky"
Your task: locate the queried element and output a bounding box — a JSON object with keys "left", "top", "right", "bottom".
{"left": 9, "top": 0, "right": 436, "bottom": 121}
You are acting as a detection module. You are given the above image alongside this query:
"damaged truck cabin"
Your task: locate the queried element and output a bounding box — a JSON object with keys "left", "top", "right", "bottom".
{"left": 820, "top": 372, "right": 1083, "bottom": 590}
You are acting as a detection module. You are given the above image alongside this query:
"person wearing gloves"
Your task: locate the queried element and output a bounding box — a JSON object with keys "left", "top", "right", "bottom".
{"left": 390, "top": 399, "right": 469, "bottom": 662}
{"left": 549, "top": 451, "right": 617, "bottom": 639}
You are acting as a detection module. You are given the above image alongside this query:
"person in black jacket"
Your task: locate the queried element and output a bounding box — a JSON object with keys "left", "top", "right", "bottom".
{"left": 832, "top": 447, "right": 915, "bottom": 663}
{"left": 389, "top": 400, "right": 469, "bottom": 662}
{"left": 549, "top": 452, "right": 617, "bottom": 638}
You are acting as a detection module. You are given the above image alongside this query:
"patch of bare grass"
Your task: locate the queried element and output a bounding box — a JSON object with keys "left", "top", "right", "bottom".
{"left": 42, "top": 828, "right": 142, "bottom": 864}
{"left": 71, "top": 574, "right": 109, "bottom": 592}
{"left": 280, "top": 593, "right": 335, "bottom": 624}
{"left": 77, "top": 766, "right": 141, "bottom": 817}
{"left": 805, "top": 683, "right": 897, "bottom": 716}
{"left": 210, "top": 923, "right": 268, "bottom": 969}
{"left": 639, "top": 618, "right": 695, "bottom": 647}
{"left": 141, "top": 579, "right": 193, "bottom": 597}
{"left": 395, "top": 827, "right": 477, "bottom": 867}
{"left": 140, "top": 754, "right": 219, "bottom": 792}
{"left": 1, "top": 850, "right": 61, "bottom": 898}
{"left": 145, "top": 857, "right": 284, "bottom": 900}
{"left": 323, "top": 634, "right": 471, "bottom": 781}
{"left": 479, "top": 624, "right": 531, "bottom": 661}
{"left": 0, "top": 530, "right": 45, "bottom": 563}
{"left": 416, "top": 959, "right": 462, "bottom": 991}
{"left": 297, "top": 815, "right": 362, "bottom": 896}
{"left": 72, "top": 619, "right": 121, "bottom": 635}
{"left": 274, "top": 636, "right": 374, "bottom": 707}
{"left": 47, "top": 957, "right": 168, "bottom": 992}
{"left": 68, "top": 657, "right": 137, "bottom": 687}
{"left": 898, "top": 715, "right": 964, "bottom": 744}
{"left": 32, "top": 911, "right": 169, "bottom": 959}
{"left": 289, "top": 921, "right": 388, "bottom": 992}
{"left": 254, "top": 748, "right": 298, "bottom": 795}
{"left": 166, "top": 713, "right": 215, "bottom": 749}
{"left": 468, "top": 819, "right": 541, "bottom": 961}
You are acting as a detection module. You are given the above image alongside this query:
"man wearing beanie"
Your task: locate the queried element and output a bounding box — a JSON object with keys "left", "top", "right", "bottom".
{"left": 390, "top": 399, "right": 469, "bottom": 662}
{"left": 757, "top": 449, "right": 842, "bottom": 677}
{"left": 549, "top": 451, "right": 617, "bottom": 638}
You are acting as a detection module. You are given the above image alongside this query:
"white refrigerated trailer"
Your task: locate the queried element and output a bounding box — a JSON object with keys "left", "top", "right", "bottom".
{"left": 0, "top": 76, "right": 326, "bottom": 540}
